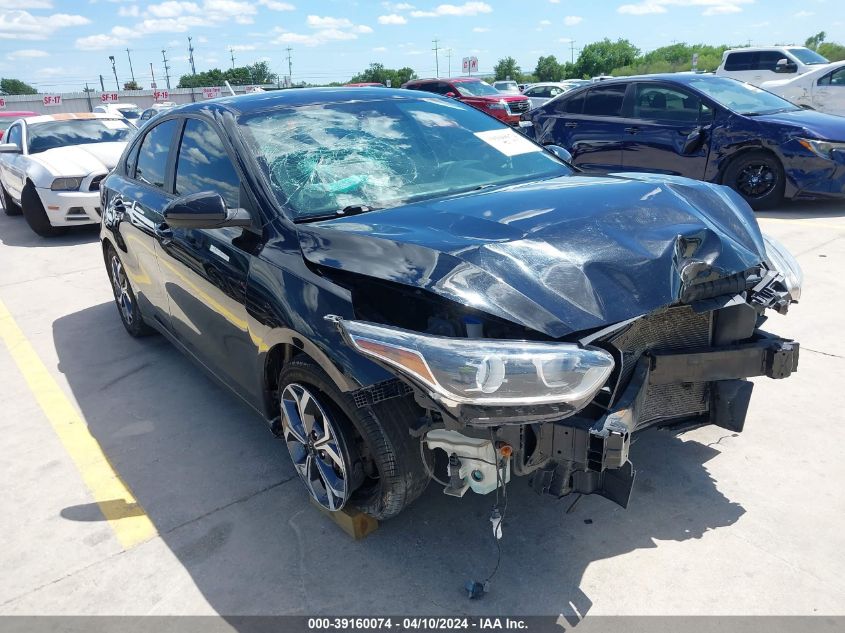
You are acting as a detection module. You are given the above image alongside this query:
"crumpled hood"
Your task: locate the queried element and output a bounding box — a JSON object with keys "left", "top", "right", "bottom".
{"left": 752, "top": 108, "right": 845, "bottom": 142}
{"left": 298, "top": 174, "right": 767, "bottom": 338}
{"left": 30, "top": 141, "right": 127, "bottom": 176}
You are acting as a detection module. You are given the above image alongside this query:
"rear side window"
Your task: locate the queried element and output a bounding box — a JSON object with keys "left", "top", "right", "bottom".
{"left": 583, "top": 84, "right": 627, "bottom": 117}
{"left": 135, "top": 119, "right": 178, "bottom": 190}
{"left": 819, "top": 67, "right": 845, "bottom": 86}
{"left": 555, "top": 90, "right": 586, "bottom": 114}
{"left": 724, "top": 51, "right": 755, "bottom": 71}
{"left": 175, "top": 118, "right": 240, "bottom": 209}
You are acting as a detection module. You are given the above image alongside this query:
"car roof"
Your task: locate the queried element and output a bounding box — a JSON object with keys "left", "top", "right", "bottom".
{"left": 564, "top": 73, "right": 716, "bottom": 87}
{"left": 405, "top": 77, "right": 483, "bottom": 84}
{"left": 169, "top": 87, "right": 460, "bottom": 117}
{"left": 723, "top": 45, "right": 805, "bottom": 53}
{"left": 21, "top": 112, "right": 127, "bottom": 125}
{"left": 0, "top": 111, "right": 37, "bottom": 117}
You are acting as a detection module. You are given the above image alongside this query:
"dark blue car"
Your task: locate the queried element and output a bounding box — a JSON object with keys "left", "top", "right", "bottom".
{"left": 522, "top": 74, "right": 845, "bottom": 209}
{"left": 99, "top": 88, "right": 800, "bottom": 521}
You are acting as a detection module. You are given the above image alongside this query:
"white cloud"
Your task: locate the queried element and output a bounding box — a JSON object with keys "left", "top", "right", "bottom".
{"left": 538, "top": 19, "right": 551, "bottom": 26}
{"left": 0, "top": 10, "right": 89, "bottom": 40}
{"left": 273, "top": 16, "right": 373, "bottom": 46}
{"left": 146, "top": 1, "right": 200, "bottom": 18}
{"left": 410, "top": 2, "right": 492, "bottom": 18}
{"left": 306, "top": 15, "right": 352, "bottom": 29}
{"left": 794, "top": 10, "right": 814, "bottom": 17}
{"left": 472, "top": 26, "right": 489, "bottom": 32}
{"left": 258, "top": 0, "right": 295, "bottom": 9}
{"left": 378, "top": 14, "right": 407, "bottom": 24}
{"left": 373, "top": 46, "right": 388, "bottom": 52}
{"left": 118, "top": 5, "right": 140, "bottom": 17}
{"left": 382, "top": 2, "right": 415, "bottom": 9}
{"left": 564, "top": 15, "right": 582, "bottom": 25}
{"left": 3, "top": 0, "right": 53, "bottom": 8}
{"left": 618, "top": 0, "right": 753, "bottom": 16}
{"left": 549, "top": 0, "right": 560, "bottom": 3}
{"left": 7, "top": 48, "right": 49, "bottom": 59}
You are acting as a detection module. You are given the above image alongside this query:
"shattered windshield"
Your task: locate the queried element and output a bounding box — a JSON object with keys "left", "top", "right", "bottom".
{"left": 238, "top": 96, "right": 569, "bottom": 220}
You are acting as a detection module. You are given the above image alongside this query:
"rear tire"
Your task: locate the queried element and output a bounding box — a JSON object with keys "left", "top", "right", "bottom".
{"left": 722, "top": 151, "right": 785, "bottom": 210}
{"left": 2, "top": 185, "right": 21, "bottom": 216}
{"left": 21, "top": 181, "right": 65, "bottom": 237}
{"left": 278, "top": 358, "right": 431, "bottom": 520}
{"left": 105, "top": 244, "right": 154, "bottom": 337}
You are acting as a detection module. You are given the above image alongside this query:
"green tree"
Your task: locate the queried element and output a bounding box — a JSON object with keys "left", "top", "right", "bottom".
{"left": 493, "top": 57, "right": 521, "bottom": 81}
{"left": 0, "top": 78, "right": 37, "bottom": 95}
{"left": 534, "top": 55, "right": 562, "bottom": 82}
{"left": 805, "top": 31, "right": 826, "bottom": 51}
{"left": 573, "top": 38, "right": 639, "bottom": 78}
{"left": 178, "top": 68, "right": 225, "bottom": 88}
{"left": 818, "top": 41, "right": 845, "bottom": 61}
{"left": 123, "top": 80, "right": 140, "bottom": 90}
{"left": 348, "top": 63, "right": 417, "bottom": 86}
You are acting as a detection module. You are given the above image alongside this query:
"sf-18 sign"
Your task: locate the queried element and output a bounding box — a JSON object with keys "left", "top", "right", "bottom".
{"left": 42, "top": 95, "right": 62, "bottom": 107}
{"left": 154, "top": 90, "right": 170, "bottom": 102}
{"left": 100, "top": 92, "right": 119, "bottom": 103}
{"left": 462, "top": 56, "right": 479, "bottom": 74}
{"left": 202, "top": 86, "right": 221, "bottom": 99}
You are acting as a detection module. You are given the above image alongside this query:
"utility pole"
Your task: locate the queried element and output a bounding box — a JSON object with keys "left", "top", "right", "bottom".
{"left": 161, "top": 49, "right": 171, "bottom": 89}
{"left": 446, "top": 48, "right": 452, "bottom": 77}
{"left": 84, "top": 83, "right": 93, "bottom": 111}
{"left": 108, "top": 55, "right": 119, "bottom": 90}
{"left": 285, "top": 47, "right": 293, "bottom": 86}
{"left": 570, "top": 40, "right": 577, "bottom": 64}
{"left": 432, "top": 38, "right": 440, "bottom": 77}
{"left": 188, "top": 36, "right": 196, "bottom": 75}
{"left": 150, "top": 62, "right": 157, "bottom": 89}
{"left": 126, "top": 48, "right": 136, "bottom": 84}
{"left": 229, "top": 47, "right": 236, "bottom": 69}
{"left": 99, "top": 74, "right": 105, "bottom": 91}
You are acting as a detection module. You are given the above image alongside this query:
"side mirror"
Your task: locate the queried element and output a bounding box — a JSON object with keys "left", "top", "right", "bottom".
{"left": 0, "top": 143, "right": 21, "bottom": 154}
{"left": 774, "top": 58, "right": 798, "bottom": 74}
{"left": 163, "top": 191, "right": 251, "bottom": 229}
{"left": 544, "top": 144, "right": 573, "bottom": 163}
{"left": 445, "top": 92, "right": 457, "bottom": 98}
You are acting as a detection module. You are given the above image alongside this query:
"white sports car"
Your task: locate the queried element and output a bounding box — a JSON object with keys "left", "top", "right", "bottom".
{"left": 761, "top": 60, "right": 845, "bottom": 117}
{"left": 0, "top": 113, "right": 134, "bottom": 236}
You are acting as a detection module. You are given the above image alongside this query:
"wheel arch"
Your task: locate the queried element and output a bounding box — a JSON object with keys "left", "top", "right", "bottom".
{"left": 717, "top": 145, "right": 783, "bottom": 185}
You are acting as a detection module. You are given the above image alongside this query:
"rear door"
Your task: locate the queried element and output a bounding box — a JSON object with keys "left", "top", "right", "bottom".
{"left": 813, "top": 66, "right": 845, "bottom": 115}
{"left": 155, "top": 116, "right": 263, "bottom": 402}
{"left": 556, "top": 83, "right": 629, "bottom": 173}
{"left": 621, "top": 82, "right": 711, "bottom": 179}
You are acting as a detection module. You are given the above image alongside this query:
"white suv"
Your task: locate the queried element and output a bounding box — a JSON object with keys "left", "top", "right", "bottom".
{"left": 716, "top": 46, "right": 830, "bottom": 87}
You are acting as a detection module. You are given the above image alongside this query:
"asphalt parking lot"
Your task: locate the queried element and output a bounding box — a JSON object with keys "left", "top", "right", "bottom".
{"left": 0, "top": 200, "right": 843, "bottom": 617}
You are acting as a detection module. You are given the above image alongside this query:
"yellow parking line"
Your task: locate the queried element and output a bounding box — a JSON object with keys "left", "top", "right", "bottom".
{"left": 0, "top": 298, "right": 157, "bottom": 550}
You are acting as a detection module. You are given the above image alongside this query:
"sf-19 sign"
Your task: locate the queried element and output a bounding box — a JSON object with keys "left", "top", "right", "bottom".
{"left": 154, "top": 90, "right": 170, "bottom": 102}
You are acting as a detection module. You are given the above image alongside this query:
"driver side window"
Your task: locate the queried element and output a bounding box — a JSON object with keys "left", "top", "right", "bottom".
{"left": 6, "top": 124, "right": 22, "bottom": 149}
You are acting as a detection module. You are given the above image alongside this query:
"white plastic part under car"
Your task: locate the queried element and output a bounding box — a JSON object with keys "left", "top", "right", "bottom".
{"left": 425, "top": 429, "right": 510, "bottom": 497}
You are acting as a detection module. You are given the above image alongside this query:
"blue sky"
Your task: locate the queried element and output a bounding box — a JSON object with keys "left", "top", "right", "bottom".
{"left": 0, "top": 0, "right": 841, "bottom": 91}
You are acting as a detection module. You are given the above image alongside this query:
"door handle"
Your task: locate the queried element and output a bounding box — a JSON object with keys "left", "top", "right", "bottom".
{"left": 564, "top": 122, "right": 578, "bottom": 128}
{"left": 624, "top": 126, "right": 641, "bottom": 135}
{"left": 155, "top": 224, "right": 173, "bottom": 245}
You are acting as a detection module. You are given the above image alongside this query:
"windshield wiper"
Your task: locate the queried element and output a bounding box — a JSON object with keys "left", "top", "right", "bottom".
{"left": 294, "top": 204, "right": 380, "bottom": 224}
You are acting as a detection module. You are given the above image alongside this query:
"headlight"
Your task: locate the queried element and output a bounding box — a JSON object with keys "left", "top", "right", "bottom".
{"left": 796, "top": 138, "right": 845, "bottom": 160}
{"left": 485, "top": 100, "right": 508, "bottom": 111}
{"left": 50, "top": 177, "right": 83, "bottom": 191}
{"left": 333, "top": 318, "right": 614, "bottom": 408}
{"left": 763, "top": 233, "right": 803, "bottom": 301}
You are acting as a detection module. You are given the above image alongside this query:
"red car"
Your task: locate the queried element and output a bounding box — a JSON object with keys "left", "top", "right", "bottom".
{"left": 402, "top": 77, "right": 530, "bottom": 125}
{"left": 0, "top": 111, "right": 37, "bottom": 140}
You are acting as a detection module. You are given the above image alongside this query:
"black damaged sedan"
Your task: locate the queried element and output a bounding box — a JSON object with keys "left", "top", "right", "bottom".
{"left": 100, "top": 88, "right": 801, "bottom": 520}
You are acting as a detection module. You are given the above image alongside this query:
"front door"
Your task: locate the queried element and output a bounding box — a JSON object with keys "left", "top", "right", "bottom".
{"left": 155, "top": 116, "right": 263, "bottom": 403}
{"left": 621, "top": 83, "right": 711, "bottom": 179}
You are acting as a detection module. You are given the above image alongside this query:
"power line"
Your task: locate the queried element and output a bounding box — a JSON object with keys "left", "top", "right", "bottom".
{"left": 161, "top": 49, "right": 171, "bottom": 89}
{"left": 286, "top": 47, "right": 293, "bottom": 85}
{"left": 432, "top": 38, "right": 440, "bottom": 77}
{"left": 229, "top": 46, "right": 236, "bottom": 69}
{"left": 446, "top": 48, "right": 452, "bottom": 77}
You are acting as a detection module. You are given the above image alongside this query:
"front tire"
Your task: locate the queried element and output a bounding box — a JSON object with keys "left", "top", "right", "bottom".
{"left": 723, "top": 151, "right": 785, "bottom": 210}
{"left": 2, "top": 185, "right": 21, "bottom": 216}
{"left": 278, "top": 358, "right": 431, "bottom": 520}
{"left": 21, "top": 181, "right": 65, "bottom": 237}
{"left": 105, "top": 245, "right": 154, "bottom": 337}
